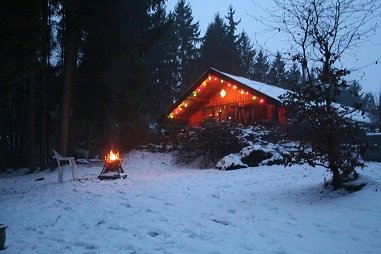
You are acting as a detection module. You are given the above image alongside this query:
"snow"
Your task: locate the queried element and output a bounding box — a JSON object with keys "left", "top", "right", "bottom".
{"left": 1, "top": 150, "right": 381, "bottom": 253}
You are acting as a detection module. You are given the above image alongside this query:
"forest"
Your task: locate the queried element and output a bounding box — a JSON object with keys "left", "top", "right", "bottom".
{"left": 1, "top": 0, "right": 380, "bottom": 172}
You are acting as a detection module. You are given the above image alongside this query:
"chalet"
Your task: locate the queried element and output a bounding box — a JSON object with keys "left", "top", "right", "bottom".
{"left": 164, "top": 68, "right": 289, "bottom": 126}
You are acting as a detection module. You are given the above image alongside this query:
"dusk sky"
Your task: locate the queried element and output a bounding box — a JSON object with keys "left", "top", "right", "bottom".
{"left": 166, "top": 0, "right": 381, "bottom": 95}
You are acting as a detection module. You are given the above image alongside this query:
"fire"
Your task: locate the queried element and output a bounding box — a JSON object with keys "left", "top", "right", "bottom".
{"left": 105, "top": 150, "right": 120, "bottom": 163}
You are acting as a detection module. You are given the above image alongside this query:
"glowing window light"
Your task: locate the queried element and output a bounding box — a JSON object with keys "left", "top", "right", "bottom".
{"left": 208, "top": 76, "right": 212, "bottom": 80}
{"left": 240, "top": 90, "right": 244, "bottom": 95}
{"left": 214, "top": 77, "right": 218, "bottom": 81}
{"left": 228, "top": 83, "right": 231, "bottom": 87}
{"left": 253, "top": 96, "right": 257, "bottom": 100}
{"left": 220, "top": 79, "right": 224, "bottom": 83}
{"left": 260, "top": 99, "right": 264, "bottom": 103}
{"left": 197, "top": 88, "right": 201, "bottom": 92}
{"left": 184, "top": 103, "right": 188, "bottom": 107}
{"left": 233, "top": 85, "right": 237, "bottom": 89}
{"left": 203, "top": 82, "right": 207, "bottom": 86}
{"left": 220, "top": 89, "right": 227, "bottom": 98}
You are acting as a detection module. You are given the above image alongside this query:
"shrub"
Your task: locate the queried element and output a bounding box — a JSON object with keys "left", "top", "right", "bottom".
{"left": 174, "top": 119, "right": 246, "bottom": 168}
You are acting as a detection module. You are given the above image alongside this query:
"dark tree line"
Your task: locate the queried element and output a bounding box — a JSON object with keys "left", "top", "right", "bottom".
{"left": 0, "top": 0, "right": 167, "bottom": 172}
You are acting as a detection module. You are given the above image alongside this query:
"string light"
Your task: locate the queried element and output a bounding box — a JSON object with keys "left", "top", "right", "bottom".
{"left": 220, "top": 89, "right": 226, "bottom": 98}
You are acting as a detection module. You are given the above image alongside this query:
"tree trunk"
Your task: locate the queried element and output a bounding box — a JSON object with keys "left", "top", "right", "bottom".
{"left": 60, "top": 2, "right": 79, "bottom": 156}
{"left": 27, "top": 77, "right": 36, "bottom": 173}
{"left": 331, "top": 166, "right": 341, "bottom": 190}
{"left": 39, "top": 0, "right": 50, "bottom": 170}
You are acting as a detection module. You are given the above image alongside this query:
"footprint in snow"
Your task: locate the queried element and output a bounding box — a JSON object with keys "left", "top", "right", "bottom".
{"left": 212, "top": 219, "right": 230, "bottom": 226}
{"left": 147, "top": 231, "right": 159, "bottom": 237}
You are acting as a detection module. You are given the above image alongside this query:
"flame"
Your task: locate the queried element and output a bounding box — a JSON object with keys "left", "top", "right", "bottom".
{"left": 105, "top": 150, "right": 120, "bottom": 162}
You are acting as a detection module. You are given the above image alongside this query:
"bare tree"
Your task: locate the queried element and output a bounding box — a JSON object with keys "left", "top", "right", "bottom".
{"left": 258, "top": 0, "right": 381, "bottom": 189}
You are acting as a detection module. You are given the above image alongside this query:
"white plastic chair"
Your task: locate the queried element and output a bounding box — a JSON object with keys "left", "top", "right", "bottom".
{"left": 52, "top": 149, "right": 78, "bottom": 183}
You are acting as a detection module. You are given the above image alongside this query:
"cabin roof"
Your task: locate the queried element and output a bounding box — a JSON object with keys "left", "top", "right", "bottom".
{"left": 213, "top": 68, "right": 289, "bottom": 103}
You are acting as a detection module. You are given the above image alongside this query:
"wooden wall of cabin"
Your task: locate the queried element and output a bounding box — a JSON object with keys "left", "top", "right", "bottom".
{"left": 188, "top": 85, "right": 285, "bottom": 126}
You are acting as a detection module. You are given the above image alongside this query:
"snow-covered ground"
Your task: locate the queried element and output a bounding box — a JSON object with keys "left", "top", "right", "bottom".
{"left": 1, "top": 150, "right": 381, "bottom": 254}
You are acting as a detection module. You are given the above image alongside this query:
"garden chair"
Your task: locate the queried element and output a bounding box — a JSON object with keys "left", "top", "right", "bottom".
{"left": 52, "top": 149, "right": 78, "bottom": 183}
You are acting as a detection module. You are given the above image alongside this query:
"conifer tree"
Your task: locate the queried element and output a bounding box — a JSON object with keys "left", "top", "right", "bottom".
{"left": 199, "top": 14, "right": 228, "bottom": 71}
{"left": 285, "top": 63, "right": 301, "bottom": 90}
{"left": 252, "top": 50, "right": 270, "bottom": 83}
{"left": 237, "top": 31, "right": 256, "bottom": 78}
{"left": 224, "top": 5, "right": 241, "bottom": 74}
{"left": 267, "top": 52, "right": 287, "bottom": 87}
{"left": 172, "top": 0, "right": 201, "bottom": 96}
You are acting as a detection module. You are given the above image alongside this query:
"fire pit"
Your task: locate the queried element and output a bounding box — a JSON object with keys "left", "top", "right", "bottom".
{"left": 98, "top": 150, "right": 126, "bottom": 180}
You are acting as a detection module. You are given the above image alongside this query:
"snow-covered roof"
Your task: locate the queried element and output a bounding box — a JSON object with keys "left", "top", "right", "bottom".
{"left": 214, "top": 68, "right": 289, "bottom": 103}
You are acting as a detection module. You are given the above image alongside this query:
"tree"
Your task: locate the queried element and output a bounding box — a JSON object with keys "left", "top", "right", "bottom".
{"left": 237, "top": 31, "right": 256, "bottom": 78}
{"left": 143, "top": 3, "right": 176, "bottom": 116}
{"left": 171, "top": 0, "right": 201, "bottom": 97}
{"left": 199, "top": 7, "right": 242, "bottom": 74}
{"left": 252, "top": 49, "right": 270, "bottom": 82}
{"left": 76, "top": 0, "right": 167, "bottom": 151}
{"left": 223, "top": 5, "right": 241, "bottom": 74}
{"left": 267, "top": 51, "right": 287, "bottom": 88}
{"left": 336, "top": 80, "right": 363, "bottom": 107}
{"left": 199, "top": 14, "right": 227, "bottom": 71}
{"left": 285, "top": 63, "right": 301, "bottom": 90}
{"left": 59, "top": 0, "right": 83, "bottom": 156}
{"left": 265, "top": 0, "right": 381, "bottom": 189}
{"left": 0, "top": 0, "right": 47, "bottom": 171}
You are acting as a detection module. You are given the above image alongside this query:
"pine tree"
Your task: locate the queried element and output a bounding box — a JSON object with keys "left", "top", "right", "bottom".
{"left": 237, "top": 31, "right": 256, "bottom": 78}
{"left": 199, "top": 14, "right": 227, "bottom": 71}
{"left": 223, "top": 5, "right": 241, "bottom": 74}
{"left": 199, "top": 5, "right": 243, "bottom": 75}
{"left": 252, "top": 50, "right": 270, "bottom": 83}
{"left": 267, "top": 52, "right": 286, "bottom": 87}
{"left": 336, "top": 80, "right": 363, "bottom": 107}
{"left": 285, "top": 63, "right": 301, "bottom": 90}
{"left": 143, "top": 4, "right": 176, "bottom": 116}
{"left": 172, "top": 0, "right": 201, "bottom": 96}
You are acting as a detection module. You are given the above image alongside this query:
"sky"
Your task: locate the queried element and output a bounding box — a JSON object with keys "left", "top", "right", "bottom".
{"left": 166, "top": 0, "right": 381, "bottom": 96}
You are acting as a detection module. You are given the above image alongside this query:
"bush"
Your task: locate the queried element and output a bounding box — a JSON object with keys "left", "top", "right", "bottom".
{"left": 174, "top": 119, "right": 246, "bottom": 168}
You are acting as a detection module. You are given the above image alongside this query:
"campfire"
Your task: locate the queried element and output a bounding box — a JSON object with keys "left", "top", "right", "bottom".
{"left": 98, "top": 150, "right": 125, "bottom": 180}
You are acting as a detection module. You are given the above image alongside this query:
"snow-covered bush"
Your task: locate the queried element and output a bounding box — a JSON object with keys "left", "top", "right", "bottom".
{"left": 216, "top": 154, "right": 247, "bottom": 170}
{"left": 216, "top": 141, "right": 294, "bottom": 170}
